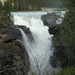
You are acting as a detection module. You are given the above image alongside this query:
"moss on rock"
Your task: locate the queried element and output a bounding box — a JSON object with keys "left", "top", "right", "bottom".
{"left": 0, "top": 15, "right": 14, "bottom": 29}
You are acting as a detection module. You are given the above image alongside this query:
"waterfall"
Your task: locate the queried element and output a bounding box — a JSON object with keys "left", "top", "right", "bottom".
{"left": 11, "top": 12, "right": 59, "bottom": 75}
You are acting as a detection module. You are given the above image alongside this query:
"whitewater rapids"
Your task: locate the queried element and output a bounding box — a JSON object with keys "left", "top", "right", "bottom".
{"left": 11, "top": 12, "right": 60, "bottom": 75}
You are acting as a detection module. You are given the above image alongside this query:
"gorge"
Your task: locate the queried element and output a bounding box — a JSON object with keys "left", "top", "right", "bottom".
{"left": 0, "top": 11, "right": 66, "bottom": 75}
{"left": 11, "top": 12, "right": 57, "bottom": 75}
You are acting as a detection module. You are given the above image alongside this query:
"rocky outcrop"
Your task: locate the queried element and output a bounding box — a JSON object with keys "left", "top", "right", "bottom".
{"left": 0, "top": 16, "right": 30, "bottom": 75}
{"left": 41, "top": 12, "right": 60, "bottom": 35}
{"left": 41, "top": 12, "right": 57, "bottom": 27}
{"left": 0, "top": 41, "right": 30, "bottom": 75}
{"left": 0, "top": 28, "right": 21, "bottom": 43}
{"left": 19, "top": 26, "right": 34, "bottom": 42}
{"left": 19, "top": 26, "right": 31, "bottom": 34}
{"left": 0, "top": 23, "right": 34, "bottom": 43}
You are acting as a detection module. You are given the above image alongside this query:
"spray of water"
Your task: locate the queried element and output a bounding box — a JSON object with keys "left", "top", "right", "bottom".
{"left": 12, "top": 12, "right": 59, "bottom": 75}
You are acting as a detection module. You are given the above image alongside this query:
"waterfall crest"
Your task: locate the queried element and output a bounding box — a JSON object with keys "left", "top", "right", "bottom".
{"left": 12, "top": 12, "right": 58, "bottom": 75}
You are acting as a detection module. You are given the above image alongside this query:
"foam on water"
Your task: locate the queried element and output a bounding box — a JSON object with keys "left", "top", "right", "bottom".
{"left": 11, "top": 11, "right": 62, "bottom": 75}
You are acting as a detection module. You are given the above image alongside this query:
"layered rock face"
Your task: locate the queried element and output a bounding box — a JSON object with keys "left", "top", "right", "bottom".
{"left": 0, "top": 16, "right": 30, "bottom": 75}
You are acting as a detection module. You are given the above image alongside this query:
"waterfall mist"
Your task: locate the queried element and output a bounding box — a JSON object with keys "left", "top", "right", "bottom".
{"left": 11, "top": 12, "right": 59, "bottom": 75}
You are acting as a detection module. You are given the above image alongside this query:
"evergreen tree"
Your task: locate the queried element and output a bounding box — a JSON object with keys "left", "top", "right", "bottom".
{"left": 62, "top": 0, "right": 75, "bottom": 66}
{"left": 3, "top": 0, "right": 12, "bottom": 15}
{"left": 0, "top": 1, "right": 3, "bottom": 14}
{"left": 55, "top": 0, "right": 75, "bottom": 66}
{"left": 13, "top": 0, "right": 18, "bottom": 11}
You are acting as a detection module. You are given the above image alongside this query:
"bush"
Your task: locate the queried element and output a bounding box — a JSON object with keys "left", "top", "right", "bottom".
{"left": 53, "top": 67, "right": 75, "bottom": 75}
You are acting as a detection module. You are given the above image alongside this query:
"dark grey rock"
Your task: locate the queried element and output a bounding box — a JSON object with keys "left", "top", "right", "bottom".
{"left": 41, "top": 12, "right": 57, "bottom": 27}
{"left": 19, "top": 26, "right": 31, "bottom": 34}
{"left": 0, "top": 28, "right": 21, "bottom": 43}
{"left": 19, "top": 26, "right": 34, "bottom": 42}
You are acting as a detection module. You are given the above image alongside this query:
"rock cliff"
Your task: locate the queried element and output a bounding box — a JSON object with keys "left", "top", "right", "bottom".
{"left": 0, "top": 16, "right": 30, "bottom": 75}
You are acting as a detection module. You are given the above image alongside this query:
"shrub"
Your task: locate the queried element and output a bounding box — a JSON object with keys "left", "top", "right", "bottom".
{"left": 53, "top": 67, "right": 75, "bottom": 75}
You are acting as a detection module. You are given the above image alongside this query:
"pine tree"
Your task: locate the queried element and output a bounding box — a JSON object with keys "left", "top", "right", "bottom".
{"left": 0, "top": 1, "right": 3, "bottom": 14}
{"left": 57, "top": 0, "right": 75, "bottom": 66}
{"left": 3, "top": 0, "right": 12, "bottom": 15}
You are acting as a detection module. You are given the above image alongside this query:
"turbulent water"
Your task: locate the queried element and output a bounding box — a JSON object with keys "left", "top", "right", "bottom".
{"left": 11, "top": 11, "right": 61, "bottom": 75}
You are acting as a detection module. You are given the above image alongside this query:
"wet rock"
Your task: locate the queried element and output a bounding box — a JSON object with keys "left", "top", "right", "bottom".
{"left": 19, "top": 26, "right": 31, "bottom": 34}
{"left": 41, "top": 12, "right": 60, "bottom": 35}
{"left": 41, "top": 12, "right": 57, "bottom": 27}
{"left": 19, "top": 26, "right": 34, "bottom": 41}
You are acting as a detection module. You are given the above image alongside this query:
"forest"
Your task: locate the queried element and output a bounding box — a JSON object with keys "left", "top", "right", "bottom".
{"left": 0, "top": 0, "right": 68, "bottom": 14}
{"left": 52, "top": 0, "right": 75, "bottom": 75}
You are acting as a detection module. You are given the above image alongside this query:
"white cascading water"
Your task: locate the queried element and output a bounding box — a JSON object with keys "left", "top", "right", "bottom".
{"left": 11, "top": 12, "right": 60, "bottom": 75}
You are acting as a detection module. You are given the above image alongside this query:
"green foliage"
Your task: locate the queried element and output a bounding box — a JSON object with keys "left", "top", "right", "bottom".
{"left": 52, "top": 0, "right": 75, "bottom": 68}
{"left": 60, "top": 6, "right": 75, "bottom": 66}
{"left": 0, "top": 1, "right": 3, "bottom": 14}
{"left": 3, "top": 0, "right": 12, "bottom": 15}
{"left": 0, "top": 0, "right": 44, "bottom": 12}
{"left": 0, "top": 0, "right": 70, "bottom": 12}
{"left": 0, "top": 15, "right": 14, "bottom": 27}
{"left": 51, "top": 0, "right": 75, "bottom": 69}
{"left": 53, "top": 67, "right": 75, "bottom": 75}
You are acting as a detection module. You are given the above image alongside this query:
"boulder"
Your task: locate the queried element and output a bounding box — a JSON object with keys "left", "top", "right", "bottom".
{"left": 0, "top": 28, "right": 21, "bottom": 43}
{"left": 41, "top": 12, "right": 60, "bottom": 35}
{"left": 41, "top": 12, "right": 57, "bottom": 27}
